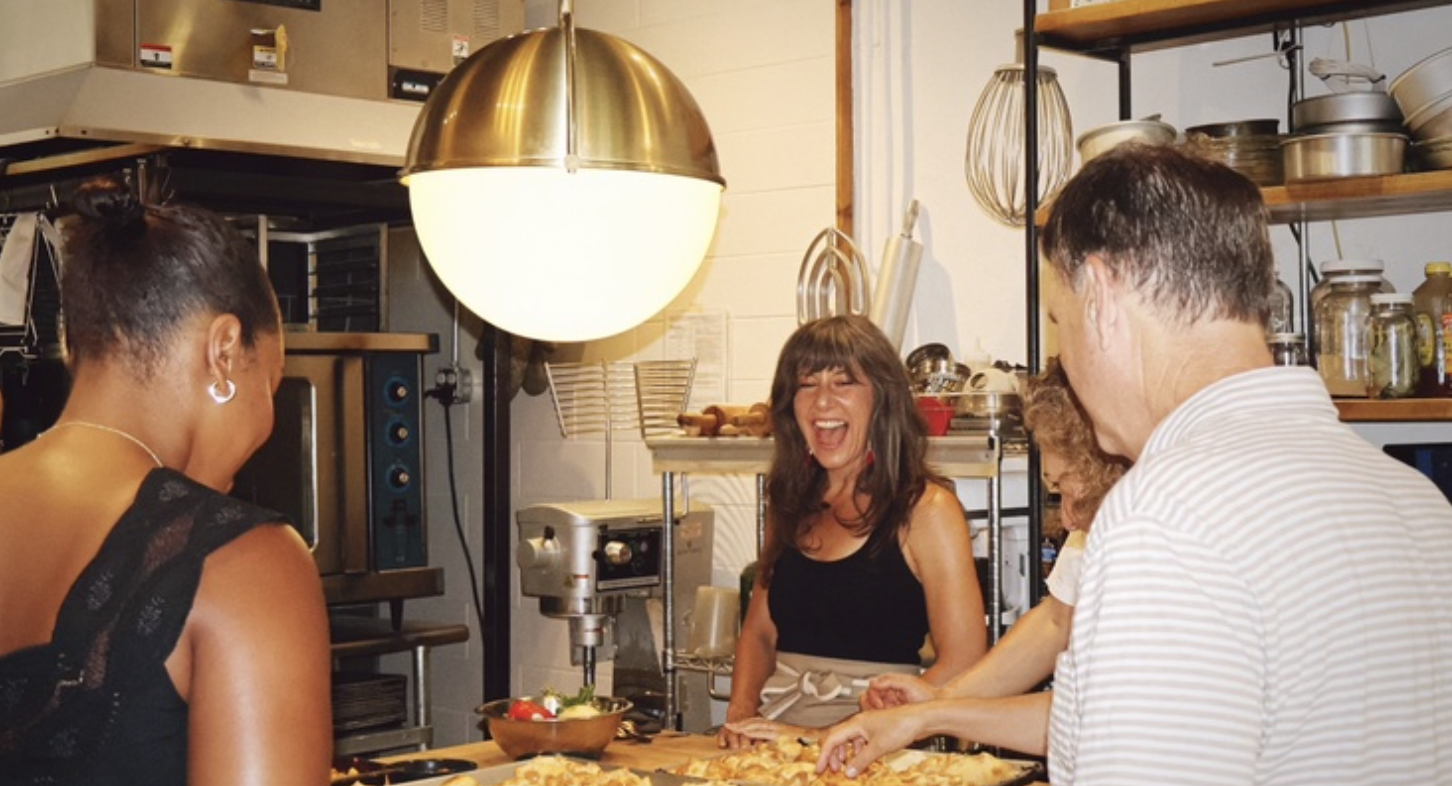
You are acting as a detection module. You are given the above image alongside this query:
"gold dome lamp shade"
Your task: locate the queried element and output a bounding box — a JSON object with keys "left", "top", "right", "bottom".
{"left": 401, "top": 2, "right": 725, "bottom": 342}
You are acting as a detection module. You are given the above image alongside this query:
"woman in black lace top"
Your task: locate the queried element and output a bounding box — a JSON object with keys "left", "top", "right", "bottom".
{"left": 0, "top": 177, "right": 330, "bottom": 785}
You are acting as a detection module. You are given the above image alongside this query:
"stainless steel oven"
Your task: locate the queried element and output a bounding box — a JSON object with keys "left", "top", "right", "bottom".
{"left": 232, "top": 331, "right": 440, "bottom": 604}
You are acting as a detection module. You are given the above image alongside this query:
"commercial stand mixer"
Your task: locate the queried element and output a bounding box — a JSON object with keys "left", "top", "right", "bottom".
{"left": 516, "top": 498, "right": 714, "bottom": 729}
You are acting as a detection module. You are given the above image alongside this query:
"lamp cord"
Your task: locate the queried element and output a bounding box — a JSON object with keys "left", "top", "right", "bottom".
{"left": 431, "top": 389, "right": 489, "bottom": 704}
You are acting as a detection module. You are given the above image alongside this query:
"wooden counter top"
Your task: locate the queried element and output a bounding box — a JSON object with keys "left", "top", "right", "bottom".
{"left": 388, "top": 735, "right": 1049, "bottom": 786}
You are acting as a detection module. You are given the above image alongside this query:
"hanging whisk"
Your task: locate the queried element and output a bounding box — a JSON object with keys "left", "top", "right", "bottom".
{"left": 965, "top": 64, "right": 1074, "bottom": 227}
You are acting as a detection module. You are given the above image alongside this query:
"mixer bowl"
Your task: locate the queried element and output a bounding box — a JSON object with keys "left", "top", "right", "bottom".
{"left": 477, "top": 696, "right": 632, "bottom": 759}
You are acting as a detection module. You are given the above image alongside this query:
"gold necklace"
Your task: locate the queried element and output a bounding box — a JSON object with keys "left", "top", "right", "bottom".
{"left": 47, "top": 421, "right": 164, "bottom": 468}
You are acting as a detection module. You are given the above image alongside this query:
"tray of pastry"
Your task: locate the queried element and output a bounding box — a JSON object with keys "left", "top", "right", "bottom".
{"left": 394, "top": 756, "right": 712, "bottom": 786}
{"left": 670, "top": 737, "right": 1043, "bottom": 786}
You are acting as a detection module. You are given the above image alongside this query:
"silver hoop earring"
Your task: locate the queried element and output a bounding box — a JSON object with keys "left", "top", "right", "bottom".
{"left": 209, "top": 379, "right": 237, "bottom": 405}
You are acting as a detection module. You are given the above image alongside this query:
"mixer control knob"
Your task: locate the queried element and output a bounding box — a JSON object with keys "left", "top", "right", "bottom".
{"left": 517, "top": 536, "right": 560, "bottom": 570}
{"left": 602, "top": 541, "right": 633, "bottom": 566}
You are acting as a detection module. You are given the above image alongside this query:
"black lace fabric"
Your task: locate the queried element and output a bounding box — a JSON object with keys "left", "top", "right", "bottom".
{"left": 0, "top": 470, "right": 286, "bottom": 785}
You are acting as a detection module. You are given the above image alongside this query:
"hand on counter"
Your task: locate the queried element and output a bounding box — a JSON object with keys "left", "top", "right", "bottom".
{"left": 719, "top": 716, "right": 811, "bottom": 748}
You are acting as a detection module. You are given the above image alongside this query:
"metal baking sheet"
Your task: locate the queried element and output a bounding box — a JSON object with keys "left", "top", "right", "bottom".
{"left": 399, "top": 758, "right": 705, "bottom": 786}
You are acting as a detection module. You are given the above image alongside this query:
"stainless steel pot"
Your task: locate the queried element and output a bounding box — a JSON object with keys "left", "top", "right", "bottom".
{"left": 1282, "top": 132, "right": 1407, "bottom": 181}
{"left": 947, "top": 390, "right": 1022, "bottom": 418}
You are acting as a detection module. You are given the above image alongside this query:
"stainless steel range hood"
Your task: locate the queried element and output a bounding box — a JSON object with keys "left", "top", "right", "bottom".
{"left": 0, "top": 0, "right": 524, "bottom": 168}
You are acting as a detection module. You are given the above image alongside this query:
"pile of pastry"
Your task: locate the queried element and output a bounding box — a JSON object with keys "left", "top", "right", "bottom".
{"left": 673, "top": 737, "right": 1027, "bottom": 786}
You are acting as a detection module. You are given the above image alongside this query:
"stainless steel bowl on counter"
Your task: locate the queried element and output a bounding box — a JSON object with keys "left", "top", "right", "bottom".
{"left": 476, "top": 696, "right": 632, "bottom": 759}
{"left": 1282, "top": 132, "right": 1408, "bottom": 181}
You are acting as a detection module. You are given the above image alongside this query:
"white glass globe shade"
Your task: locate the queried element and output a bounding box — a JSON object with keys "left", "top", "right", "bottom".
{"left": 408, "top": 167, "right": 722, "bottom": 342}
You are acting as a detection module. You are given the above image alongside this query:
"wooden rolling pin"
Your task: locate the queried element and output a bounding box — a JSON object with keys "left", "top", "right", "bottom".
{"left": 727, "top": 402, "right": 772, "bottom": 437}
{"left": 677, "top": 404, "right": 771, "bottom": 437}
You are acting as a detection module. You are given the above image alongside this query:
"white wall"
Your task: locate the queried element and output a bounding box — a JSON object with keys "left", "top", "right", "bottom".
{"left": 402, "top": 1, "right": 1452, "bottom": 748}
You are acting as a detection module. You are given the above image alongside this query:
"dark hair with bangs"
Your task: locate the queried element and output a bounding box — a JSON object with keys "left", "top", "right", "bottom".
{"left": 1040, "top": 143, "right": 1275, "bottom": 329}
{"left": 758, "top": 315, "right": 949, "bottom": 587}
{"left": 61, "top": 176, "right": 280, "bottom": 378}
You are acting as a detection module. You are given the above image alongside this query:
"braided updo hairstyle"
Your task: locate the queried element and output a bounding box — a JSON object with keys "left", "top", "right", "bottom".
{"left": 61, "top": 177, "right": 280, "bottom": 377}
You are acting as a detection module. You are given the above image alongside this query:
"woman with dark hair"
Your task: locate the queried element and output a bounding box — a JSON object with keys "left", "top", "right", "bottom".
{"left": 0, "top": 177, "right": 330, "bottom": 785}
{"left": 718, "top": 315, "right": 985, "bottom": 748}
{"left": 815, "top": 357, "right": 1129, "bottom": 772}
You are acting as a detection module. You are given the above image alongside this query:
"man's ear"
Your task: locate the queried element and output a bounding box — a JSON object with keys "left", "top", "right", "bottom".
{"left": 1082, "top": 255, "right": 1116, "bottom": 349}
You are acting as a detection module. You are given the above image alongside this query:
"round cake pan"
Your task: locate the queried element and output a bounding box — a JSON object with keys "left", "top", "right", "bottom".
{"left": 1185, "top": 119, "right": 1279, "bottom": 138}
{"left": 1391, "top": 46, "right": 1452, "bottom": 122}
{"left": 1291, "top": 92, "right": 1401, "bottom": 133}
{"left": 1282, "top": 132, "right": 1407, "bottom": 181}
{"left": 1414, "top": 136, "right": 1452, "bottom": 170}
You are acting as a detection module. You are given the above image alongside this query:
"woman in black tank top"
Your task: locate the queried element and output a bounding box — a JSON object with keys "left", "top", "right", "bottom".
{"left": 718, "top": 316, "right": 986, "bottom": 747}
{"left": 0, "top": 177, "right": 330, "bottom": 786}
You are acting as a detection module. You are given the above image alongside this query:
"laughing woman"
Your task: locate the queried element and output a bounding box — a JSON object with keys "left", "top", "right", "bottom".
{"left": 718, "top": 315, "right": 986, "bottom": 748}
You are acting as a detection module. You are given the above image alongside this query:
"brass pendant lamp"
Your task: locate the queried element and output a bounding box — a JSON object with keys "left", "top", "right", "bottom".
{"left": 400, "top": 1, "right": 725, "bottom": 342}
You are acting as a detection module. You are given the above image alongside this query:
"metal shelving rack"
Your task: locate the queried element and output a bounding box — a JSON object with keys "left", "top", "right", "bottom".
{"left": 644, "top": 434, "right": 1003, "bottom": 731}
{"left": 1024, "top": 0, "right": 1452, "bottom": 426}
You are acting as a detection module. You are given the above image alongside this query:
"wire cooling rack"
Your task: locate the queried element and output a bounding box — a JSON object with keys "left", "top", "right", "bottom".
{"left": 545, "top": 359, "right": 697, "bottom": 497}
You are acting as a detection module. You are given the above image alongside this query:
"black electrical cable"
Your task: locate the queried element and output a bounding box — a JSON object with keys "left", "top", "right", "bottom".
{"left": 435, "top": 393, "right": 489, "bottom": 701}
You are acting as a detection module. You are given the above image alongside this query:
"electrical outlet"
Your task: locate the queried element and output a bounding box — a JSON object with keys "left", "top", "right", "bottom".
{"left": 435, "top": 365, "right": 474, "bottom": 405}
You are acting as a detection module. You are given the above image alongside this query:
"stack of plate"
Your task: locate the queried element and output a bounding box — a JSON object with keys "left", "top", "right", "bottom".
{"left": 1185, "top": 120, "right": 1286, "bottom": 185}
{"left": 332, "top": 671, "right": 408, "bottom": 733}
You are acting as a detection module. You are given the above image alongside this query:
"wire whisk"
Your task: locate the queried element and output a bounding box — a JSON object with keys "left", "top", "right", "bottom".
{"left": 965, "top": 64, "right": 1074, "bottom": 227}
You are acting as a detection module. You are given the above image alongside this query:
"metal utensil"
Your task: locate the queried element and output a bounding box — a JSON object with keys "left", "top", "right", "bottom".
{"left": 965, "top": 64, "right": 1074, "bottom": 226}
{"left": 616, "top": 719, "right": 652, "bottom": 743}
{"left": 796, "top": 227, "right": 871, "bottom": 324}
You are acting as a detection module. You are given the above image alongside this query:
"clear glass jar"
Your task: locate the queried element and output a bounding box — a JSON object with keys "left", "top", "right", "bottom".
{"left": 1268, "top": 332, "right": 1309, "bottom": 367}
{"left": 1315, "top": 274, "right": 1382, "bottom": 397}
{"left": 1268, "top": 278, "right": 1295, "bottom": 335}
{"left": 1367, "top": 293, "right": 1420, "bottom": 399}
{"left": 1309, "top": 259, "right": 1394, "bottom": 359}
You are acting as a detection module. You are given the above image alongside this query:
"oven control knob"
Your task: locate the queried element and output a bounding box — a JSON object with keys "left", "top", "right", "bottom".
{"left": 388, "top": 421, "right": 410, "bottom": 444}
{"left": 517, "top": 537, "right": 561, "bottom": 569}
{"left": 387, "top": 380, "right": 410, "bottom": 404}
{"left": 602, "top": 541, "right": 633, "bottom": 565}
{"left": 388, "top": 466, "right": 411, "bottom": 489}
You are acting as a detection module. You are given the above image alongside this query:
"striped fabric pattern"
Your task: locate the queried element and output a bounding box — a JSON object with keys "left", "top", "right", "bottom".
{"left": 1049, "top": 366, "right": 1452, "bottom": 785}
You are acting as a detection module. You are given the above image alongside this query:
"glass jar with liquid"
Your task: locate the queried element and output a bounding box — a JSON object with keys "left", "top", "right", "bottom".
{"left": 1367, "top": 293, "right": 1419, "bottom": 399}
{"left": 1309, "top": 259, "right": 1394, "bottom": 360}
{"left": 1315, "top": 274, "right": 1382, "bottom": 397}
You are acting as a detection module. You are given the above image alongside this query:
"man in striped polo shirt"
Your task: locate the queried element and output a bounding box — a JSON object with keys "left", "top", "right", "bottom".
{"left": 1039, "top": 144, "right": 1452, "bottom": 784}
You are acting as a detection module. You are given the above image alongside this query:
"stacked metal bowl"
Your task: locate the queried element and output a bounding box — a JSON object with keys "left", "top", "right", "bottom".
{"left": 1184, "top": 119, "right": 1286, "bottom": 185}
{"left": 1391, "top": 46, "right": 1452, "bottom": 170}
{"left": 1284, "top": 91, "right": 1408, "bottom": 181}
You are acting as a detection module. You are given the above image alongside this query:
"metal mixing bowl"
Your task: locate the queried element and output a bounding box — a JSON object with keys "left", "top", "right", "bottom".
{"left": 476, "top": 696, "right": 632, "bottom": 759}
